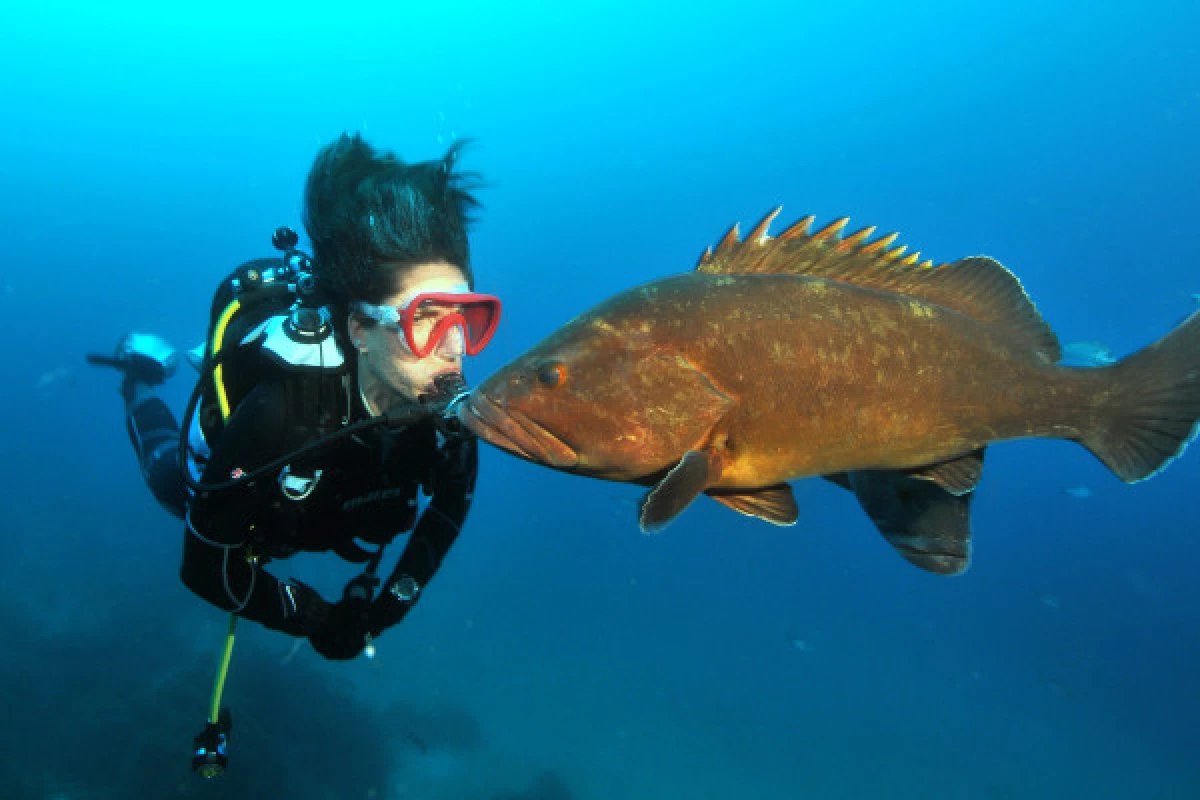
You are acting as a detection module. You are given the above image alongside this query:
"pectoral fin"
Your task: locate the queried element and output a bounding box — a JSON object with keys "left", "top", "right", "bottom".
{"left": 832, "top": 470, "right": 975, "bottom": 575}
{"left": 639, "top": 450, "right": 717, "bottom": 533}
{"left": 707, "top": 485, "right": 799, "bottom": 526}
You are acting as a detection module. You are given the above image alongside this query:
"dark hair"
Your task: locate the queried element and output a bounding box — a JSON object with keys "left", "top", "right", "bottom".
{"left": 302, "top": 133, "right": 481, "bottom": 313}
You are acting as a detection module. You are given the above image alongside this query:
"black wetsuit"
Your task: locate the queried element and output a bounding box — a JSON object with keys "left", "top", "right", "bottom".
{"left": 125, "top": 368, "right": 476, "bottom": 641}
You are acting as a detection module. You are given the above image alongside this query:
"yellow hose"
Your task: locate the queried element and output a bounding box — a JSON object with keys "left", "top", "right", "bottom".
{"left": 208, "top": 614, "right": 239, "bottom": 724}
{"left": 206, "top": 298, "right": 243, "bottom": 726}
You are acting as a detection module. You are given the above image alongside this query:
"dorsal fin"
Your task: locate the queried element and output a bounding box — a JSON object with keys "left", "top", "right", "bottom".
{"left": 695, "top": 208, "right": 1060, "bottom": 362}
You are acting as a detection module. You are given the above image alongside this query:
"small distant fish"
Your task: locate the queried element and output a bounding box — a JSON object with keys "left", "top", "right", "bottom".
{"left": 791, "top": 638, "right": 813, "bottom": 652}
{"left": 1039, "top": 593, "right": 1061, "bottom": 610}
{"left": 1192, "top": 293, "right": 1200, "bottom": 305}
{"left": 1062, "top": 485, "right": 1093, "bottom": 500}
{"left": 279, "top": 638, "right": 304, "bottom": 666}
{"left": 1060, "top": 340, "right": 1117, "bottom": 367}
{"left": 34, "top": 366, "right": 75, "bottom": 391}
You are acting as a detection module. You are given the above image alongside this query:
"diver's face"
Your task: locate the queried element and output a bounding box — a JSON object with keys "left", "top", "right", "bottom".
{"left": 350, "top": 261, "right": 469, "bottom": 406}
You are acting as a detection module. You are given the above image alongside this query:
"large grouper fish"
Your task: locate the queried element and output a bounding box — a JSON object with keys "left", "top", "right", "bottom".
{"left": 458, "top": 209, "right": 1200, "bottom": 574}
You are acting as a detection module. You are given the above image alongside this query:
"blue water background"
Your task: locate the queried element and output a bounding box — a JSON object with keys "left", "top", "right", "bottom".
{"left": 1, "top": 1, "right": 1197, "bottom": 797}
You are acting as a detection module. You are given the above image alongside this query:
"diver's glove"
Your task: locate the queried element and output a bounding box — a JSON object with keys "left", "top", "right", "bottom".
{"left": 112, "top": 333, "right": 179, "bottom": 385}
{"left": 308, "top": 574, "right": 376, "bottom": 661}
{"left": 309, "top": 599, "right": 373, "bottom": 660}
{"left": 429, "top": 434, "right": 477, "bottom": 498}
{"left": 280, "top": 578, "right": 332, "bottom": 638}
{"left": 86, "top": 333, "right": 179, "bottom": 403}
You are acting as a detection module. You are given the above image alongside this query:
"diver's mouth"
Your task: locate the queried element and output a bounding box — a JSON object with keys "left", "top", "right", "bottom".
{"left": 457, "top": 392, "right": 579, "bottom": 469}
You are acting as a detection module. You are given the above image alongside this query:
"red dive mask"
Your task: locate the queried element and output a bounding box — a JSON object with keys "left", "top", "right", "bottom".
{"left": 355, "top": 290, "right": 501, "bottom": 359}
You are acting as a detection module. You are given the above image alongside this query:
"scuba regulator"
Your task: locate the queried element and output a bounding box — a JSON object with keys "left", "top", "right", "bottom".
{"left": 419, "top": 371, "right": 471, "bottom": 437}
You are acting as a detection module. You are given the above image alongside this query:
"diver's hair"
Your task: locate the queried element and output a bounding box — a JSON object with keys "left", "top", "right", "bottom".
{"left": 302, "top": 133, "right": 482, "bottom": 312}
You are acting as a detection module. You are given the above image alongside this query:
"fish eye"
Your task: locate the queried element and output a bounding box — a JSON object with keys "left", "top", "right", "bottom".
{"left": 536, "top": 362, "right": 567, "bottom": 388}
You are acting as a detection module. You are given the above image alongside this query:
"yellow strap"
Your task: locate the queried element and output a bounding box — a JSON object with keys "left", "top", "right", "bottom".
{"left": 211, "top": 299, "right": 242, "bottom": 421}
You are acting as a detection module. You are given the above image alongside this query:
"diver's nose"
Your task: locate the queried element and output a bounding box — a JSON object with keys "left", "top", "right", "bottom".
{"left": 436, "top": 324, "right": 466, "bottom": 358}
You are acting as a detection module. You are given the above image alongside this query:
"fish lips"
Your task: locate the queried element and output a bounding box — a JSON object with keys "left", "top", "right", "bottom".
{"left": 458, "top": 392, "right": 579, "bottom": 470}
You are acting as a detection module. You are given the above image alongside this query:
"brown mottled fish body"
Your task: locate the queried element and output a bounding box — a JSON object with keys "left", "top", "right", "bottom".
{"left": 461, "top": 210, "right": 1200, "bottom": 573}
{"left": 620, "top": 271, "right": 1100, "bottom": 484}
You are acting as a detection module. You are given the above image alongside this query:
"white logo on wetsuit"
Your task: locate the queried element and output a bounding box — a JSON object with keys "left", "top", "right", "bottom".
{"left": 342, "top": 488, "right": 413, "bottom": 512}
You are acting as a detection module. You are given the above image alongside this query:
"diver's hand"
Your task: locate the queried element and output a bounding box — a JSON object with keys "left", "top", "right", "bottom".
{"left": 367, "top": 587, "right": 415, "bottom": 636}
{"left": 308, "top": 597, "right": 372, "bottom": 661}
{"left": 429, "top": 434, "right": 478, "bottom": 500}
{"left": 281, "top": 578, "right": 332, "bottom": 637}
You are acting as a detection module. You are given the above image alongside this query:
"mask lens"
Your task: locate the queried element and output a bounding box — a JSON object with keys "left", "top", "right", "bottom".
{"left": 407, "top": 303, "right": 446, "bottom": 354}
{"left": 403, "top": 294, "right": 500, "bottom": 357}
{"left": 458, "top": 300, "right": 500, "bottom": 353}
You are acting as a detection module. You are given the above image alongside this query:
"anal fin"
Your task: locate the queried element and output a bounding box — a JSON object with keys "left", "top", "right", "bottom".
{"left": 707, "top": 484, "right": 799, "bottom": 526}
{"left": 836, "top": 470, "right": 976, "bottom": 575}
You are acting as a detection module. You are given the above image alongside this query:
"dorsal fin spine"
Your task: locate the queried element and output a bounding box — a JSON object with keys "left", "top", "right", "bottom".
{"left": 842, "top": 226, "right": 876, "bottom": 249}
{"left": 862, "top": 232, "right": 899, "bottom": 254}
{"left": 746, "top": 207, "right": 782, "bottom": 244}
{"left": 715, "top": 224, "right": 740, "bottom": 256}
{"left": 814, "top": 217, "right": 849, "bottom": 240}
{"left": 779, "top": 215, "right": 814, "bottom": 240}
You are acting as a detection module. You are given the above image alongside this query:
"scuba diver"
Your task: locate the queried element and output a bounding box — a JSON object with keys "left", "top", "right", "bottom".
{"left": 93, "top": 133, "right": 498, "bottom": 664}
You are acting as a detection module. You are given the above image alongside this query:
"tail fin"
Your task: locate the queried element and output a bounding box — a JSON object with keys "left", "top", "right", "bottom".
{"left": 1082, "top": 311, "right": 1200, "bottom": 482}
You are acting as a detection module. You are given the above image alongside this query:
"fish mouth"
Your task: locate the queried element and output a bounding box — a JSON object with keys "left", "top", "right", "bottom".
{"left": 457, "top": 392, "right": 579, "bottom": 470}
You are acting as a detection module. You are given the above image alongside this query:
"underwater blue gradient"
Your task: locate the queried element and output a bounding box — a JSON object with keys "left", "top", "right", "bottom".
{"left": 1, "top": 0, "right": 1197, "bottom": 797}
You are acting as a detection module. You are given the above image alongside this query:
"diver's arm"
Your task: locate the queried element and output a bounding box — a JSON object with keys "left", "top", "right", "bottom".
{"left": 369, "top": 434, "right": 478, "bottom": 635}
{"left": 180, "top": 382, "right": 328, "bottom": 636}
{"left": 180, "top": 530, "right": 325, "bottom": 635}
